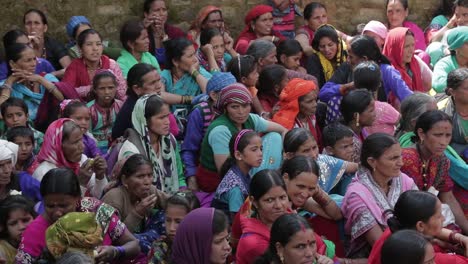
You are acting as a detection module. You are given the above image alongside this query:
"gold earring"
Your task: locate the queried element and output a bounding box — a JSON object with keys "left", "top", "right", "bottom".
{"left": 355, "top": 113, "right": 360, "bottom": 127}
{"left": 280, "top": 255, "right": 284, "bottom": 263}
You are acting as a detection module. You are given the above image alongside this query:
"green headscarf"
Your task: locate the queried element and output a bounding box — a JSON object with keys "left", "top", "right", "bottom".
{"left": 447, "top": 26, "right": 468, "bottom": 50}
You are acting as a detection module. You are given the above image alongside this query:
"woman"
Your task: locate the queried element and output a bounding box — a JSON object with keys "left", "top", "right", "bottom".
{"left": 196, "top": 83, "right": 287, "bottom": 193}
{"left": 306, "top": 24, "right": 348, "bottom": 88}
{"left": 143, "top": 0, "right": 186, "bottom": 67}
{"left": 15, "top": 168, "right": 140, "bottom": 263}
{"left": 171, "top": 208, "right": 231, "bottom": 264}
{"left": 62, "top": 29, "right": 127, "bottom": 101}
{"left": 65, "top": 16, "right": 92, "bottom": 59}
{"left": 23, "top": 9, "right": 71, "bottom": 74}
{"left": 117, "top": 20, "right": 161, "bottom": 78}
{"left": 425, "top": 0, "right": 457, "bottom": 43}
{"left": 117, "top": 94, "right": 185, "bottom": 195}
{"left": 361, "top": 20, "right": 388, "bottom": 51}
{"left": 385, "top": 0, "right": 427, "bottom": 51}
{"left": 32, "top": 119, "right": 108, "bottom": 199}
{"left": 383, "top": 27, "right": 432, "bottom": 96}
{"left": 197, "top": 28, "right": 234, "bottom": 73}
{"left": 432, "top": 26, "right": 468, "bottom": 93}
{"left": 295, "top": 2, "right": 327, "bottom": 56}
{"left": 255, "top": 214, "right": 336, "bottom": 264}
{"left": 276, "top": 39, "right": 307, "bottom": 74}
{"left": 401, "top": 110, "right": 468, "bottom": 234}
{"left": 368, "top": 190, "right": 468, "bottom": 264}
{"left": 256, "top": 64, "right": 288, "bottom": 113}
{"left": 381, "top": 230, "right": 436, "bottom": 264}
{"left": 235, "top": 5, "right": 285, "bottom": 55}
{"left": 341, "top": 133, "right": 416, "bottom": 258}
{"left": 0, "top": 44, "right": 64, "bottom": 121}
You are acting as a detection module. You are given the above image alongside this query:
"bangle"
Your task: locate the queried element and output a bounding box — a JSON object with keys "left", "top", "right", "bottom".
{"left": 48, "top": 85, "right": 57, "bottom": 93}
{"left": 449, "top": 231, "right": 460, "bottom": 244}
{"left": 0, "top": 94, "right": 9, "bottom": 100}
{"left": 191, "top": 69, "right": 200, "bottom": 78}
{"left": 260, "top": 112, "right": 270, "bottom": 119}
{"left": 210, "top": 68, "right": 220, "bottom": 73}
{"left": 116, "top": 246, "right": 125, "bottom": 258}
{"left": 313, "top": 189, "right": 332, "bottom": 207}
{"left": 1, "top": 84, "right": 12, "bottom": 91}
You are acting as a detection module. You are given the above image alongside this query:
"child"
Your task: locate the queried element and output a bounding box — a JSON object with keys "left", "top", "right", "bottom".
{"left": 256, "top": 64, "right": 289, "bottom": 115}
{"left": 267, "top": 0, "right": 302, "bottom": 39}
{"left": 60, "top": 99, "right": 102, "bottom": 158}
{"left": 149, "top": 191, "right": 200, "bottom": 264}
{"left": 0, "top": 195, "right": 37, "bottom": 263}
{"left": 6, "top": 127, "right": 37, "bottom": 175}
{"left": 212, "top": 130, "right": 263, "bottom": 219}
{"left": 87, "top": 70, "right": 123, "bottom": 153}
{"left": 0, "top": 98, "right": 43, "bottom": 154}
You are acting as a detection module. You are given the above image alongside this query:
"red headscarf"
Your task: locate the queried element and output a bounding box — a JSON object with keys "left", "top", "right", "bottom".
{"left": 272, "top": 78, "right": 317, "bottom": 129}
{"left": 191, "top": 5, "right": 222, "bottom": 31}
{"left": 236, "top": 5, "right": 274, "bottom": 41}
{"left": 382, "top": 27, "right": 424, "bottom": 92}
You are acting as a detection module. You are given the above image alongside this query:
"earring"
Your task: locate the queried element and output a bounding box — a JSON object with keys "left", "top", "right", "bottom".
{"left": 373, "top": 167, "right": 376, "bottom": 172}
{"left": 279, "top": 255, "right": 284, "bottom": 263}
{"left": 355, "top": 113, "right": 360, "bottom": 127}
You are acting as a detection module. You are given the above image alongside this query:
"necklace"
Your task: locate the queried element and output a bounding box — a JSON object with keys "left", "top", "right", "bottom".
{"left": 417, "top": 144, "right": 431, "bottom": 191}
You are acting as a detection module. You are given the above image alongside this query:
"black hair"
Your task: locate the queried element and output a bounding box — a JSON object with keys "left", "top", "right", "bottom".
{"left": 386, "top": 190, "right": 439, "bottom": 233}
{"left": 72, "top": 21, "right": 92, "bottom": 40}
{"left": 322, "top": 123, "right": 354, "bottom": 148}
{"left": 40, "top": 168, "right": 81, "bottom": 198}
{"left": 257, "top": 64, "right": 287, "bottom": 98}
{"left": 226, "top": 55, "right": 257, "bottom": 82}
{"left": 353, "top": 61, "right": 382, "bottom": 93}
{"left": 61, "top": 100, "right": 87, "bottom": 118}
{"left": 6, "top": 126, "right": 35, "bottom": 144}
{"left": 447, "top": 68, "right": 468, "bottom": 91}
{"left": 5, "top": 43, "right": 33, "bottom": 76}
{"left": 413, "top": 110, "right": 452, "bottom": 143}
{"left": 127, "top": 63, "right": 157, "bottom": 97}
{"left": 2, "top": 29, "right": 28, "bottom": 49}
{"left": 454, "top": 0, "right": 468, "bottom": 7}
{"left": 200, "top": 28, "right": 223, "bottom": 47}
{"left": 119, "top": 154, "right": 152, "bottom": 181}
{"left": 143, "top": 0, "right": 165, "bottom": 13}
{"left": 23, "top": 9, "right": 48, "bottom": 25}
{"left": 381, "top": 230, "right": 429, "bottom": 264}
{"left": 212, "top": 209, "right": 229, "bottom": 235}
{"left": 433, "top": 0, "right": 455, "bottom": 17}
{"left": 62, "top": 120, "right": 82, "bottom": 142}
{"left": 144, "top": 94, "right": 166, "bottom": 120}
{"left": 311, "top": 24, "right": 339, "bottom": 51}
{"left": 56, "top": 251, "right": 93, "bottom": 264}
{"left": 360, "top": 133, "right": 399, "bottom": 171}
{"left": 277, "top": 39, "right": 303, "bottom": 62}
{"left": 250, "top": 169, "right": 286, "bottom": 201}
{"left": 1, "top": 97, "right": 28, "bottom": 118}
{"left": 385, "top": 0, "right": 409, "bottom": 10}
{"left": 0, "top": 195, "right": 37, "bottom": 239}
{"left": 397, "top": 93, "right": 436, "bottom": 135}
{"left": 89, "top": 70, "right": 118, "bottom": 101}
{"left": 340, "top": 88, "right": 373, "bottom": 124}
{"left": 281, "top": 156, "right": 320, "bottom": 180}
{"left": 76, "top": 28, "right": 102, "bottom": 48}
{"left": 163, "top": 38, "right": 193, "bottom": 69}
{"left": 120, "top": 20, "right": 146, "bottom": 51}
{"left": 303, "top": 2, "right": 327, "bottom": 20}
{"left": 350, "top": 35, "right": 391, "bottom": 65}
{"left": 166, "top": 190, "right": 201, "bottom": 213}
{"left": 283, "top": 128, "right": 315, "bottom": 153}
{"left": 220, "top": 130, "right": 259, "bottom": 178}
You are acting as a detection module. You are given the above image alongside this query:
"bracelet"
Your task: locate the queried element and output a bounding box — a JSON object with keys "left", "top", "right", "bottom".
{"left": 0, "top": 94, "right": 10, "bottom": 100}
{"left": 210, "top": 68, "right": 220, "bottom": 73}
{"left": 116, "top": 246, "right": 125, "bottom": 258}
{"left": 313, "top": 189, "right": 332, "bottom": 207}
{"left": 271, "top": 36, "right": 275, "bottom": 42}
{"left": 191, "top": 69, "right": 200, "bottom": 78}
{"left": 48, "top": 85, "right": 57, "bottom": 93}
{"left": 449, "top": 231, "right": 460, "bottom": 244}
{"left": 184, "top": 95, "right": 193, "bottom": 104}
{"left": 1, "top": 83, "right": 12, "bottom": 92}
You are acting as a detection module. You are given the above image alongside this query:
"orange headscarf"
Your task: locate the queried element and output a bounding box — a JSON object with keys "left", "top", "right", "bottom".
{"left": 190, "top": 5, "right": 222, "bottom": 32}
{"left": 272, "top": 78, "right": 317, "bottom": 129}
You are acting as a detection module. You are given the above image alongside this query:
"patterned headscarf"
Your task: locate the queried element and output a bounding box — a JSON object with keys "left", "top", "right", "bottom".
{"left": 214, "top": 83, "right": 253, "bottom": 116}
{"left": 272, "top": 78, "right": 317, "bottom": 129}
{"left": 66, "top": 16, "right": 91, "bottom": 39}
{"left": 0, "top": 140, "right": 18, "bottom": 166}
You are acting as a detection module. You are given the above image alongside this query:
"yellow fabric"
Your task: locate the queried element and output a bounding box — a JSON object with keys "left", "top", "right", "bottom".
{"left": 316, "top": 39, "right": 347, "bottom": 81}
{"left": 0, "top": 240, "right": 17, "bottom": 263}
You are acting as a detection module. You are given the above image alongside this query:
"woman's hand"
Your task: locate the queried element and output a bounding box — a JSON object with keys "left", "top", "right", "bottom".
{"left": 135, "top": 193, "right": 157, "bottom": 216}
{"left": 201, "top": 43, "right": 215, "bottom": 59}
{"left": 224, "top": 34, "right": 234, "bottom": 51}
{"left": 454, "top": 233, "right": 468, "bottom": 257}
{"left": 189, "top": 61, "right": 200, "bottom": 75}
{"left": 316, "top": 254, "right": 334, "bottom": 264}
{"left": 94, "top": 246, "right": 117, "bottom": 263}
{"left": 78, "top": 159, "right": 94, "bottom": 186}
{"left": 92, "top": 156, "right": 108, "bottom": 180}
{"left": 28, "top": 32, "right": 42, "bottom": 48}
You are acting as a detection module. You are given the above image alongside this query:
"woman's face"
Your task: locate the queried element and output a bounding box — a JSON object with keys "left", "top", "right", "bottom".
{"left": 291, "top": 138, "right": 319, "bottom": 160}
{"left": 10, "top": 48, "right": 37, "bottom": 73}
{"left": 210, "top": 35, "right": 226, "bottom": 62}
{"left": 260, "top": 48, "right": 278, "bottom": 67}
{"left": 175, "top": 45, "right": 198, "bottom": 72}
{"left": 210, "top": 228, "right": 232, "bottom": 264}
{"left": 226, "top": 103, "right": 252, "bottom": 127}
{"left": 253, "top": 12, "right": 274, "bottom": 36}
{"left": 131, "top": 29, "right": 150, "bottom": 53}
{"left": 254, "top": 186, "right": 290, "bottom": 226}
{"left": 277, "top": 228, "right": 317, "bottom": 263}
{"left": 69, "top": 106, "right": 91, "bottom": 133}
{"left": 418, "top": 120, "right": 452, "bottom": 157}
{"left": 281, "top": 52, "right": 302, "bottom": 71}
{"left": 402, "top": 34, "right": 415, "bottom": 64}
{"left": 145, "top": 0, "right": 168, "bottom": 25}
{"left": 419, "top": 200, "right": 444, "bottom": 238}
{"left": 241, "top": 66, "right": 259, "bottom": 87}
{"left": 386, "top": 0, "right": 408, "bottom": 28}
{"left": 347, "top": 49, "right": 366, "bottom": 69}
{"left": 299, "top": 90, "right": 318, "bottom": 117}
{"left": 123, "top": 163, "right": 153, "bottom": 199}
{"left": 165, "top": 205, "right": 188, "bottom": 241}
{"left": 284, "top": 172, "right": 318, "bottom": 208}
{"left": 307, "top": 7, "right": 327, "bottom": 31}
{"left": 136, "top": 70, "right": 163, "bottom": 96}
{"left": 62, "top": 127, "right": 84, "bottom": 163}
{"left": 318, "top": 36, "right": 338, "bottom": 60}
{"left": 357, "top": 99, "right": 376, "bottom": 127}
{"left": 44, "top": 193, "right": 79, "bottom": 223}
{"left": 6, "top": 209, "right": 33, "bottom": 245}
{"left": 148, "top": 104, "right": 171, "bottom": 136}
{"left": 203, "top": 11, "right": 224, "bottom": 30}
{"left": 24, "top": 12, "right": 47, "bottom": 38}
{"left": 94, "top": 77, "right": 117, "bottom": 106}
{"left": 80, "top": 33, "right": 103, "bottom": 63}
{"left": 450, "top": 79, "right": 468, "bottom": 105}
{"left": 238, "top": 135, "right": 263, "bottom": 168}
{"left": 370, "top": 143, "right": 404, "bottom": 178}
{"left": 0, "top": 160, "right": 13, "bottom": 186}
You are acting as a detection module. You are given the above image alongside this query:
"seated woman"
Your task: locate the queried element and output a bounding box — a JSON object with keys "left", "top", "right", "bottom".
{"left": 368, "top": 190, "right": 468, "bottom": 264}
{"left": 341, "top": 133, "right": 416, "bottom": 258}
{"left": 32, "top": 119, "right": 108, "bottom": 199}
{"left": 171, "top": 208, "right": 231, "bottom": 264}
{"left": 361, "top": 20, "right": 388, "bottom": 51}
{"left": 235, "top": 5, "right": 285, "bottom": 55}
{"left": 380, "top": 230, "right": 437, "bottom": 264}
{"left": 62, "top": 29, "right": 127, "bottom": 101}
{"left": 196, "top": 83, "right": 287, "bottom": 193}
{"left": 257, "top": 64, "right": 288, "bottom": 113}
{"left": 149, "top": 191, "right": 200, "bottom": 264}
{"left": 197, "top": 28, "right": 234, "bottom": 73}
{"left": 102, "top": 154, "right": 167, "bottom": 256}
{"left": 401, "top": 110, "right": 468, "bottom": 234}
{"left": 0, "top": 43, "right": 64, "bottom": 122}
{"left": 117, "top": 94, "right": 185, "bottom": 195}
{"left": 306, "top": 24, "right": 348, "bottom": 88}
{"left": 117, "top": 20, "right": 161, "bottom": 78}
{"left": 16, "top": 168, "right": 140, "bottom": 263}
{"left": 277, "top": 39, "right": 307, "bottom": 74}
{"left": 425, "top": 0, "right": 457, "bottom": 43}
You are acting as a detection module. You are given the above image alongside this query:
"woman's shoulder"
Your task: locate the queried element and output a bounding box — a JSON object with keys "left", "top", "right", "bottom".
{"left": 32, "top": 161, "right": 57, "bottom": 181}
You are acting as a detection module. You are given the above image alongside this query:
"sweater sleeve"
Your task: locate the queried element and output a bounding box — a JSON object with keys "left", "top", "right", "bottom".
{"left": 235, "top": 37, "right": 251, "bottom": 55}
{"left": 181, "top": 108, "right": 204, "bottom": 177}
{"left": 319, "top": 63, "right": 351, "bottom": 103}
{"left": 381, "top": 64, "right": 413, "bottom": 101}
{"left": 432, "top": 57, "right": 455, "bottom": 93}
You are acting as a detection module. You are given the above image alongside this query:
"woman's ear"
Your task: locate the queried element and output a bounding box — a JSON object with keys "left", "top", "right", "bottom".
{"left": 8, "top": 60, "right": 17, "bottom": 70}
{"left": 127, "top": 41, "right": 134, "bottom": 52}
{"left": 209, "top": 91, "right": 219, "bottom": 102}
{"left": 325, "top": 146, "right": 335, "bottom": 156}
{"left": 280, "top": 54, "right": 287, "bottom": 64}
{"left": 283, "top": 152, "right": 294, "bottom": 160}
{"left": 367, "top": 157, "right": 376, "bottom": 170}
{"left": 275, "top": 241, "right": 284, "bottom": 260}
{"left": 234, "top": 150, "right": 243, "bottom": 161}
{"left": 415, "top": 220, "right": 425, "bottom": 233}
{"left": 282, "top": 172, "right": 290, "bottom": 183}
{"left": 417, "top": 128, "right": 425, "bottom": 143}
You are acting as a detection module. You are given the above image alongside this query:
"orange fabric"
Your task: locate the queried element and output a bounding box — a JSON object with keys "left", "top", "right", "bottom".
{"left": 272, "top": 78, "right": 317, "bottom": 129}
{"left": 247, "top": 86, "right": 258, "bottom": 97}
{"left": 190, "top": 5, "right": 221, "bottom": 31}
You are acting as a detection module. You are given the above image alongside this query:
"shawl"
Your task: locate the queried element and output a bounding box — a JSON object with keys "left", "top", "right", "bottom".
{"left": 313, "top": 24, "right": 347, "bottom": 81}
{"left": 132, "top": 94, "right": 179, "bottom": 194}
{"left": 171, "top": 208, "right": 215, "bottom": 264}
{"left": 272, "top": 78, "right": 317, "bottom": 129}
{"left": 190, "top": 5, "right": 221, "bottom": 32}
{"left": 382, "top": 27, "right": 424, "bottom": 92}
{"left": 214, "top": 83, "right": 253, "bottom": 116}
{"left": 447, "top": 26, "right": 468, "bottom": 51}
{"left": 35, "top": 118, "right": 80, "bottom": 175}
{"left": 196, "top": 49, "right": 227, "bottom": 72}
{"left": 0, "top": 140, "right": 18, "bottom": 165}
{"left": 215, "top": 165, "right": 250, "bottom": 197}
{"left": 0, "top": 240, "right": 16, "bottom": 264}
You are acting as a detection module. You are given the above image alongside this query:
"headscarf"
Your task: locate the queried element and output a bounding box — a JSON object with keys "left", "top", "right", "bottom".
{"left": 191, "top": 6, "right": 222, "bottom": 32}
{"left": 214, "top": 83, "right": 253, "bottom": 116}
{"left": 447, "top": 26, "right": 468, "bottom": 51}
{"left": 66, "top": 16, "right": 91, "bottom": 39}
{"left": 239, "top": 5, "right": 274, "bottom": 37}
{"left": 46, "top": 212, "right": 103, "bottom": 259}
{"left": 36, "top": 118, "right": 81, "bottom": 174}
{"left": 0, "top": 140, "right": 18, "bottom": 166}
{"left": 171, "top": 208, "right": 215, "bottom": 264}
{"left": 192, "top": 72, "right": 237, "bottom": 104}
{"left": 131, "top": 94, "right": 179, "bottom": 194}
{"left": 362, "top": 20, "right": 388, "bottom": 40}
{"left": 426, "top": 42, "right": 447, "bottom": 67}
{"left": 272, "top": 78, "right": 317, "bottom": 129}
{"left": 382, "top": 27, "right": 424, "bottom": 92}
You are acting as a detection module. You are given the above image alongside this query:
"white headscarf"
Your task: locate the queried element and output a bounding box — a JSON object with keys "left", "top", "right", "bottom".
{"left": 0, "top": 139, "right": 18, "bottom": 166}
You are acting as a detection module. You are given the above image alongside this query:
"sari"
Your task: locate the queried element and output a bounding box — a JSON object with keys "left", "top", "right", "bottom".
{"left": 0, "top": 240, "right": 17, "bottom": 264}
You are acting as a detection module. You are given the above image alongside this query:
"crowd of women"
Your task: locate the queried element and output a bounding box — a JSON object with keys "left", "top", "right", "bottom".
{"left": 0, "top": 0, "right": 467, "bottom": 263}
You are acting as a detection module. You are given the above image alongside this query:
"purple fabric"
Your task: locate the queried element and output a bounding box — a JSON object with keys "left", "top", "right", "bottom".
{"left": 171, "top": 208, "right": 215, "bottom": 264}
{"left": 17, "top": 171, "right": 42, "bottom": 203}
{"left": 181, "top": 107, "right": 205, "bottom": 177}
{"left": 83, "top": 133, "right": 102, "bottom": 158}
{"left": 0, "top": 58, "right": 55, "bottom": 80}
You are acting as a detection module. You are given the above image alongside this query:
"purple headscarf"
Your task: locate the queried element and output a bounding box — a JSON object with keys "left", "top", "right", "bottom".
{"left": 171, "top": 208, "right": 215, "bottom": 264}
